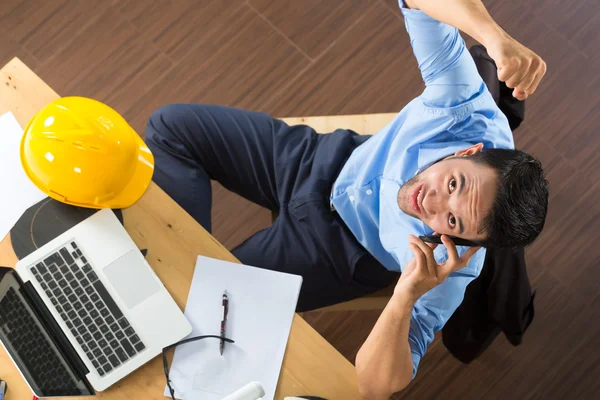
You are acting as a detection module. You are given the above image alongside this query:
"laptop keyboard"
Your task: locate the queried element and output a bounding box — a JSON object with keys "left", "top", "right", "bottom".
{"left": 30, "top": 241, "right": 146, "bottom": 377}
{"left": 0, "top": 287, "right": 82, "bottom": 395}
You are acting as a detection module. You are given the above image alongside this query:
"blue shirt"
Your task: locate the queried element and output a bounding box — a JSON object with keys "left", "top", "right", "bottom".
{"left": 331, "top": 1, "right": 514, "bottom": 377}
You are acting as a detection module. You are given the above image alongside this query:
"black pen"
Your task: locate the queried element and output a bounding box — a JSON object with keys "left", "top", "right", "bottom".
{"left": 220, "top": 290, "right": 229, "bottom": 356}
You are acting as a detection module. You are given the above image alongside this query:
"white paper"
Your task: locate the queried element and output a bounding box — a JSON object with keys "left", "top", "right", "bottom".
{"left": 0, "top": 112, "right": 47, "bottom": 240}
{"left": 165, "top": 256, "right": 303, "bottom": 400}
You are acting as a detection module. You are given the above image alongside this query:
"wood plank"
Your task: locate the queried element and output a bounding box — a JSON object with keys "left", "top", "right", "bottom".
{"left": 572, "top": 8, "right": 600, "bottom": 59}
{"left": 249, "top": 0, "right": 374, "bottom": 59}
{"left": 123, "top": 3, "right": 310, "bottom": 134}
{"left": 36, "top": 6, "right": 172, "bottom": 119}
{"left": 0, "top": 0, "right": 109, "bottom": 63}
{"left": 114, "top": 0, "right": 246, "bottom": 63}
{"left": 265, "top": 2, "right": 424, "bottom": 117}
{"left": 280, "top": 112, "right": 396, "bottom": 135}
{"left": 0, "top": 25, "right": 38, "bottom": 70}
{"left": 524, "top": 0, "right": 600, "bottom": 43}
{"left": 0, "top": 57, "right": 59, "bottom": 125}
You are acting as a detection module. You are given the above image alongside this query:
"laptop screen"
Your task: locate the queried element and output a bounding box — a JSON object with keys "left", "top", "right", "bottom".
{"left": 0, "top": 267, "right": 93, "bottom": 397}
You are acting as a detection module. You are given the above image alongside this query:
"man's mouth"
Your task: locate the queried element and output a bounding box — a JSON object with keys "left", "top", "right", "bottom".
{"left": 410, "top": 184, "right": 423, "bottom": 215}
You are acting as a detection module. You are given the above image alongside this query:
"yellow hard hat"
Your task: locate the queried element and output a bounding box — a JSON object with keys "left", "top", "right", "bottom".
{"left": 20, "top": 96, "right": 154, "bottom": 209}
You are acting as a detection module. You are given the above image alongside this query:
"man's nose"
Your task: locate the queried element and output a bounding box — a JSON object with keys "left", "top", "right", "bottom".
{"left": 423, "top": 189, "right": 445, "bottom": 215}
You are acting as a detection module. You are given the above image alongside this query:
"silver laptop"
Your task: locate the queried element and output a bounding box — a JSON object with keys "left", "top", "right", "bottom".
{"left": 0, "top": 208, "right": 192, "bottom": 397}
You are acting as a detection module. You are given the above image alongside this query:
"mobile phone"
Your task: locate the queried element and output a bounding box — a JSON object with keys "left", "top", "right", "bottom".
{"left": 419, "top": 235, "right": 481, "bottom": 247}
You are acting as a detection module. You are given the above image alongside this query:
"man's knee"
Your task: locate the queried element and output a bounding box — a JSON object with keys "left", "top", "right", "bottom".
{"left": 145, "top": 103, "right": 188, "bottom": 144}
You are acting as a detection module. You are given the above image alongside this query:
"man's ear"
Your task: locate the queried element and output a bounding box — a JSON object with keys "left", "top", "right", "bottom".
{"left": 454, "top": 142, "right": 484, "bottom": 157}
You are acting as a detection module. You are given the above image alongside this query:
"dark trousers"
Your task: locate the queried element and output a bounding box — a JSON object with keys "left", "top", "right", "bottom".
{"left": 145, "top": 104, "right": 398, "bottom": 311}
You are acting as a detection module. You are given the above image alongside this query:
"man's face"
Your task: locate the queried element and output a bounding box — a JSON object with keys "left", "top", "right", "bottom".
{"left": 397, "top": 154, "right": 498, "bottom": 241}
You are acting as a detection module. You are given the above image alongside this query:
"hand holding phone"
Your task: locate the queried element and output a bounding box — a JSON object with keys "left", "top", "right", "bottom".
{"left": 396, "top": 234, "right": 481, "bottom": 299}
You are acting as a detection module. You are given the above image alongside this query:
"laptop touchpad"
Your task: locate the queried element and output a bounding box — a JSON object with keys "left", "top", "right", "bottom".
{"left": 103, "top": 250, "right": 160, "bottom": 309}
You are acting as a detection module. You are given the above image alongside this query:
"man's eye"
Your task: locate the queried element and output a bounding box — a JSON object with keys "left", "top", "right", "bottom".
{"left": 449, "top": 178, "right": 457, "bottom": 192}
{"left": 449, "top": 215, "right": 456, "bottom": 228}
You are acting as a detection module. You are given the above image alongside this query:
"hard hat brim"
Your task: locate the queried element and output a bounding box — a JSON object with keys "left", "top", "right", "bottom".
{"left": 107, "top": 135, "right": 155, "bottom": 209}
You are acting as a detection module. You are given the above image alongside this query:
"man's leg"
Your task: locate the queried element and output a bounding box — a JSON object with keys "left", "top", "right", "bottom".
{"left": 145, "top": 104, "right": 283, "bottom": 232}
{"left": 146, "top": 104, "right": 397, "bottom": 310}
{"left": 233, "top": 211, "right": 399, "bottom": 312}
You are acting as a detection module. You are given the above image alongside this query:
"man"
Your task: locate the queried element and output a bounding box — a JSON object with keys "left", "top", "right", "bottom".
{"left": 145, "top": 0, "right": 548, "bottom": 398}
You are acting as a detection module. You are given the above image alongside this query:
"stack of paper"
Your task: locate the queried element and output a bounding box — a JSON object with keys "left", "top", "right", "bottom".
{"left": 0, "top": 112, "right": 47, "bottom": 240}
{"left": 165, "top": 256, "right": 303, "bottom": 400}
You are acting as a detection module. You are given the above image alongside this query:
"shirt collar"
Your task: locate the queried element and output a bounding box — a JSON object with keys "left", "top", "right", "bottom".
{"left": 416, "top": 140, "right": 477, "bottom": 174}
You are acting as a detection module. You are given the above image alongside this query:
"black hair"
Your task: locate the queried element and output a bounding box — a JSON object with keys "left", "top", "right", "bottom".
{"left": 467, "top": 148, "right": 549, "bottom": 248}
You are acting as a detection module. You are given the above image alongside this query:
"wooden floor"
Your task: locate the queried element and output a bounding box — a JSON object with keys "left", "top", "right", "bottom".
{"left": 2, "top": 0, "right": 599, "bottom": 398}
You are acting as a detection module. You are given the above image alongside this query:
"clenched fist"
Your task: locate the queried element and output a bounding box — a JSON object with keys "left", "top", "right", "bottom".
{"left": 487, "top": 34, "right": 547, "bottom": 101}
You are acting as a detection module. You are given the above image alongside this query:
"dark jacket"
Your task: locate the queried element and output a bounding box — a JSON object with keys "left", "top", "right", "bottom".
{"left": 442, "top": 247, "right": 536, "bottom": 363}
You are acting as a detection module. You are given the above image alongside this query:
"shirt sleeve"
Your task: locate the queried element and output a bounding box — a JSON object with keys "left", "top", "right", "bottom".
{"left": 407, "top": 247, "right": 486, "bottom": 378}
{"left": 399, "top": 0, "right": 486, "bottom": 109}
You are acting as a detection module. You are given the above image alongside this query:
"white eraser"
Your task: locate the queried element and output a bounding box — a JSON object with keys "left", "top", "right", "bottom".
{"left": 221, "top": 381, "right": 265, "bottom": 400}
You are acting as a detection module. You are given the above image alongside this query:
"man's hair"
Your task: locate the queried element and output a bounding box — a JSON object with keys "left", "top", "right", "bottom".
{"left": 466, "top": 148, "right": 549, "bottom": 248}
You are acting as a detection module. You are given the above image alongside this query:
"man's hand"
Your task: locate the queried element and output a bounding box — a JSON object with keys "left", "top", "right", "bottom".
{"left": 486, "top": 35, "right": 547, "bottom": 101}
{"left": 404, "top": 0, "right": 547, "bottom": 101}
{"left": 357, "top": 235, "right": 480, "bottom": 399}
{"left": 395, "top": 235, "right": 480, "bottom": 300}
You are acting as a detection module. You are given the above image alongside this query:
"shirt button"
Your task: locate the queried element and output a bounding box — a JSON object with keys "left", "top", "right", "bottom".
{"left": 349, "top": 195, "right": 355, "bottom": 201}
{"left": 366, "top": 189, "right": 373, "bottom": 195}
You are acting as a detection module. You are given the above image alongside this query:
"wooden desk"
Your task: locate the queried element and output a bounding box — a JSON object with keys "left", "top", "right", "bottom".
{"left": 0, "top": 57, "right": 363, "bottom": 400}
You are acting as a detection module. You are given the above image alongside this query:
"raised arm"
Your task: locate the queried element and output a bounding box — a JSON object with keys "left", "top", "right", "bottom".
{"left": 403, "top": 0, "right": 546, "bottom": 101}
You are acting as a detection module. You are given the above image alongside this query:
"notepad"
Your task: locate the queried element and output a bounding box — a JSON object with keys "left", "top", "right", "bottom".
{"left": 165, "top": 256, "right": 303, "bottom": 400}
{"left": 0, "top": 112, "right": 47, "bottom": 240}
